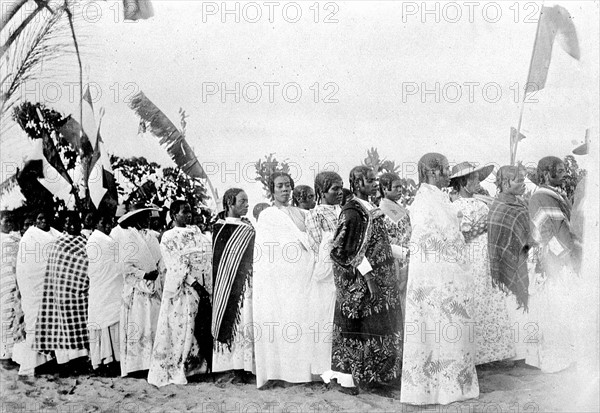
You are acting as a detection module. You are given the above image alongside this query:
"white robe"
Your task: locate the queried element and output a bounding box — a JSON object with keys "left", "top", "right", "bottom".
{"left": 12, "top": 227, "right": 61, "bottom": 374}
{"left": 253, "top": 206, "right": 316, "bottom": 387}
{"left": 110, "top": 226, "right": 163, "bottom": 376}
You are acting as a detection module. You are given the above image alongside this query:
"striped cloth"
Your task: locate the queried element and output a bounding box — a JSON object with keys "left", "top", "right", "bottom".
{"left": 34, "top": 234, "right": 90, "bottom": 351}
{"left": 211, "top": 218, "right": 255, "bottom": 347}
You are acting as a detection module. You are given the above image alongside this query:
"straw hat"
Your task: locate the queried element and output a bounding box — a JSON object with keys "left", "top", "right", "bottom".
{"left": 117, "top": 202, "right": 159, "bottom": 224}
{"left": 449, "top": 162, "right": 494, "bottom": 181}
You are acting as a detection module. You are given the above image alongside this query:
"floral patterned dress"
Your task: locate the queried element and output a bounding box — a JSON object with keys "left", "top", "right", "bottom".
{"left": 401, "top": 184, "right": 479, "bottom": 405}
{"left": 147, "top": 226, "right": 211, "bottom": 387}
{"left": 454, "top": 197, "right": 515, "bottom": 365}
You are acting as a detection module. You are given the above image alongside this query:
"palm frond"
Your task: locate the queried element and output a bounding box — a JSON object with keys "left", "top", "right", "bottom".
{"left": 1, "top": 1, "right": 84, "bottom": 136}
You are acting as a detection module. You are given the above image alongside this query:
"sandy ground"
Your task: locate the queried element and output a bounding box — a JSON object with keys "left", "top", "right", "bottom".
{"left": 1, "top": 362, "right": 598, "bottom": 413}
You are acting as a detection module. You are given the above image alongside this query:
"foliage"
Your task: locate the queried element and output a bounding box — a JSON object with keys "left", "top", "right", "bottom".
{"left": 110, "top": 156, "right": 208, "bottom": 210}
{"left": 13, "top": 101, "right": 78, "bottom": 170}
{"left": 563, "top": 155, "right": 586, "bottom": 203}
{"left": 362, "top": 147, "right": 400, "bottom": 175}
{"left": 1, "top": 2, "right": 81, "bottom": 136}
{"left": 362, "top": 147, "right": 417, "bottom": 206}
{"left": 254, "top": 153, "right": 290, "bottom": 199}
{"left": 12, "top": 102, "right": 78, "bottom": 213}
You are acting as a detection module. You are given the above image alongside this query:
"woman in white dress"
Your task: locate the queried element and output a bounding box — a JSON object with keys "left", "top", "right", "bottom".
{"left": 450, "top": 162, "right": 515, "bottom": 365}
{"left": 253, "top": 172, "right": 316, "bottom": 388}
{"left": 304, "top": 172, "right": 344, "bottom": 376}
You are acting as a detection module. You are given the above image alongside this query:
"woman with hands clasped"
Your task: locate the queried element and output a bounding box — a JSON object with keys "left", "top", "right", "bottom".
{"left": 450, "top": 162, "right": 515, "bottom": 366}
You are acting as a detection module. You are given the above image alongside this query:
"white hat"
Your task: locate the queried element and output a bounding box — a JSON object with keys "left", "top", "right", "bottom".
{"left": 117, "top": 203, "right": 159, "bottom": 224}
{"left": 449, "top": 162, "right": 494, "bottom": 181}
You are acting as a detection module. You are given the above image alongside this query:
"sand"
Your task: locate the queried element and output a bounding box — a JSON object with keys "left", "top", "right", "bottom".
{"left": 1, "top": 362, "right": 598, "bottom": 413}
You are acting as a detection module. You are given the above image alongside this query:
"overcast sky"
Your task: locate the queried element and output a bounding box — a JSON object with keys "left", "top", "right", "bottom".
{"left": 2, "top": 1, "right": 598, "bottom": 206}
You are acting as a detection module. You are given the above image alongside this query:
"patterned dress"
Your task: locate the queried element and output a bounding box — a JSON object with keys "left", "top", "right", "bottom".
{"left": 33, "top": 234, "right": 90, "bottom": 360}
{"left": 147, "top": 226, "right": 210, "bottom": 386}
{"left": 329, "top": 198, "right": 402, "bottom": 385}
{"left": 454, "top": 197, "right": 515, "bottom": 365}
{"left": 401, "top": 184, "right": 479, "bottom": 405}
{"left": 379, "top": 198, "right": 412, "bottom": 321}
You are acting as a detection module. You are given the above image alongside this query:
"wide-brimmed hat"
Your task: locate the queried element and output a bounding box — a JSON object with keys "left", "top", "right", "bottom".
{"left": 449, "top": 162, "right": 494, "bottom": 182}
{"left": 117, "top": 202, "right": 159, "bottom": 224}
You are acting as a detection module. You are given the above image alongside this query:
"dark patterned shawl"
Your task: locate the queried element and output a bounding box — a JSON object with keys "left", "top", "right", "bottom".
{"left": 488, "top": 193, "right": 532, "bottom": 309}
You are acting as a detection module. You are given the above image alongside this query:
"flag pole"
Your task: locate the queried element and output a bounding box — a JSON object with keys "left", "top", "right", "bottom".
{"left": 512, "top": 2, "right": 545, "bottom": 165}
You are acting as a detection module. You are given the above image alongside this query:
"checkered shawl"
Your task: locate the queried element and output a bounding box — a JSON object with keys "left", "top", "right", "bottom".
{"left": 488, "top": 194, "right": 531, "bottom": 310}
{"left": 305, "top": 204, "right": 340, "bottom": 254}
{"left": 34, "top": 234, "right": 89, "bottom": 351}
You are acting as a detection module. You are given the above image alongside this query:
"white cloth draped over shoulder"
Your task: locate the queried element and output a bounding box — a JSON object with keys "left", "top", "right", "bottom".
{"left": 304, "top": 204, "right": 339, "bottom": 375}
{"left": 253, "top": 206, "right": 316, "bottom": 388}
{"left": 400, "top": 184, "right": 479, "bottom": 405}
{"left": 110, "top": 225, "right": 164, "bottom": 376}
{"left": 13, "top": 226, "right": 61, "bottom": 374}
{"left": 86, "top": 230, "right": 122, "bottom": 329}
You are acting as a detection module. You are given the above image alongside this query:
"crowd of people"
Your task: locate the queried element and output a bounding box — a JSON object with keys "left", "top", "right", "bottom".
{"left": 0, "top": 151, "right": 588, "bottom": 405}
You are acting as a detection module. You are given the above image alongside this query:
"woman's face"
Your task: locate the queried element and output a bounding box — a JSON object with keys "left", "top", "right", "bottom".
{"left": 464, "top": 172, "right": 481, "bottom": 194}
{"left": 63, "top": 215, "right": 81, "bottom": 236}
{"left": 0, "top": 216, "right": 13, "bottom": 233}
{"left": 384, "top": 179, "right": 404, "bottom": 202}
{"left": 273, "top": 176, "right": 292, "bottom": 206}
{"left": 357, "top": 170, "right": 378, "bottom": 198}
{"left": 322, "top": 180, "right": 344, "bottom": 205}
{"left": 297, "top": 188, "right": 316, "bottom": 210}
{"left": 174, "top": 203, "right": 192, "bottom": 227}
{"left": 36, "top": 213, "right": 50, "bottom": 231}
{"left": 229, "top": 191, "right": 249, "bottom": 217}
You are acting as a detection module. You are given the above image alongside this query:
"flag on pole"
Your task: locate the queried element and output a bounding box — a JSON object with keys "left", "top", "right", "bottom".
{"left": 20, "top": 135, "right": 75, "bottom": 205}
{"left": 81, "top": 85, "right": 97, "bottom": 154}
{"left": 58, "top": 117, "right": 82, "bottom": 153}
{"left": 88, "top": 108, "right": 117, "bottom": 209}
{"left": 510, "top": 127, "right": 526, "bottom": 144}
{"left": 526, "top": 5, "right": 580, "bottom": 94}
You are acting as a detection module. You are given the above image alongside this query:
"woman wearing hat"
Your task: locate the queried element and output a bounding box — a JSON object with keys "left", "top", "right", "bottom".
{"left": 450, "top": 162, "right": 515, "bottom": 366}
{"left": 110, "top": 203, "right": 165, "bottom": 377}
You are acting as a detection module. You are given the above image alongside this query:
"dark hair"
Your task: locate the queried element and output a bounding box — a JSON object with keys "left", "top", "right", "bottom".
{"left": 379, "top": 172, "right": 401, "bottom": 198}
{"left": 418, "top": 153, "right": 446, "bottom": 183}
{"left": 341, "top": 188, "right": 353, "bottom": 206}
{"left": 349, "top": 166, "right": 372, "bottom": 194}
{"left": 450, "top": 175, "right": 469, "bottom": 192}
{"left": 292, "top": 185, "right": 313, "bottom": 207}
{"left": 268, "top": 172, "right": 295, "bottom": 196}
{"left": 537, "top": 156, "right": 563, "bottom": 185}
{"left": 170, "top": 200, "right": 189, "bottom": 219}
{"left": 496, "top": 164, "right": 524, "bottom": 191}
{"left": 314, "top": 171, "right": 342, "bottom": 205}
{"left": 222, "top": 188, "right": 244, "bottom": 214}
